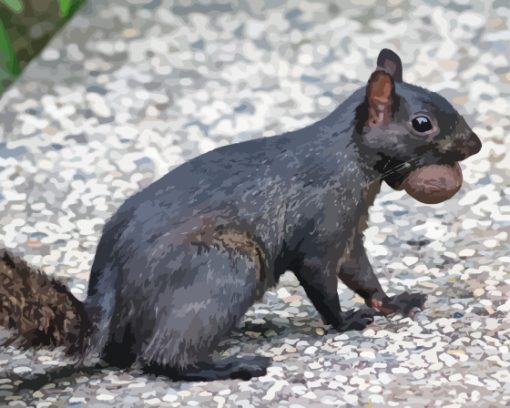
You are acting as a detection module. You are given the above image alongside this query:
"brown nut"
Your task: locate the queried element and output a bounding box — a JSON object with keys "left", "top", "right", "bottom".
{"left": 401, "top": 162, "right": 463, "bottom": 204}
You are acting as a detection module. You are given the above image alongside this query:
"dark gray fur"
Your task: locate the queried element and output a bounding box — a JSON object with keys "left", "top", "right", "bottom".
{"left": 77, "top": 49, "right": 481, "bottom": 381}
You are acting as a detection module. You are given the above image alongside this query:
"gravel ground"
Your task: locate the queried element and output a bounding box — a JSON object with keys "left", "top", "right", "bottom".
{"left": 0, "top": 0, "right": 509, "bottom": 406}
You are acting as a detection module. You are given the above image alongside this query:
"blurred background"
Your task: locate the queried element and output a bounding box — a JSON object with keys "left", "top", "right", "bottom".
{"left": 0, "top": 0, "right": 83, "bottom": 93}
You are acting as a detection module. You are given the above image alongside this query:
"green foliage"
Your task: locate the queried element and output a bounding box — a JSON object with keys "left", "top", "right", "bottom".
{"left": 58, "top": 0, "right": 81, "bottom": 18}
{"left": 0, "top": 0, "right": 24, "bottom": 13}
{"left": 0, "top": 18, "right": 20, "bottom": 80}
{"left": 0, "top": 0, "right": 84, "bottom": 94}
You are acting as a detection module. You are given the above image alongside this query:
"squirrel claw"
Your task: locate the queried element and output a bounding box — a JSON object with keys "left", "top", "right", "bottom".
{"left": 370, "top": 292, "right": 427, "bottom": 318}
{"left": 407, "top": 306, "right": 422, "bottom": 319}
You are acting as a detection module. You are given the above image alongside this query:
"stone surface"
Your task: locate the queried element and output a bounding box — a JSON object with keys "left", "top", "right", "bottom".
{"left": 1, "top": 0, "right": 509, "bottom": 407}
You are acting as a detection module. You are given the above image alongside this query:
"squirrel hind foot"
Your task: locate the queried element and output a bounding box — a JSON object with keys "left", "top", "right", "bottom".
{"left": 144, "top": 355, "right": 271, "bottom": 381}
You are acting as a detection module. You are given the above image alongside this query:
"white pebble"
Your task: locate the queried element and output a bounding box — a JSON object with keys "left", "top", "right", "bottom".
{"left": 162, "top": 394, "right": 178, "bottom": 402}
{"left": 459, "top": 248, "right": 475, "bottom": 257}
{"left": 13, "top": 366, "right": 32, "bottom": 375}
{"left": 403, "top": 256, "right": 418, "bottom": 266}
{"left": 304, "top": 346, "right": 317, "bottom": 355}
{"left": 96, "top": 394, "right": 115, "bottom": 401}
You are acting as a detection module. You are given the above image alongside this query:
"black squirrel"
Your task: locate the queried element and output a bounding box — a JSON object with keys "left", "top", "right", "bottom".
{"left": 0, "top": 49, "right": 481, "bottom": 382}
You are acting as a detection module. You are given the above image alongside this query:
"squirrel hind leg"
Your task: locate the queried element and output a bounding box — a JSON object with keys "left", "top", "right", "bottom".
{"left": 100, "top": 323, "right": 137, "bottom": 369}
{"left": 134, "top": 244, "right": 263, "bottom": 380}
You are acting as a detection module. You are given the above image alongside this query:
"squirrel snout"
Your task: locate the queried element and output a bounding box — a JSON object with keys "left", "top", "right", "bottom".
{"left": 443, "top": 132, "right": 482, "bottom": 161}
{"left": 463, "top": 132, "right": 482, "bottom": 158}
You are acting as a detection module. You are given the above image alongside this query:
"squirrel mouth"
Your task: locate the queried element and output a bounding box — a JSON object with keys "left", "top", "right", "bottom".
{"left": 384, "top": 172, "right": 407, "bottom": 191}
{"left": 386, "top": 162, "right": 463, "bottom": 204}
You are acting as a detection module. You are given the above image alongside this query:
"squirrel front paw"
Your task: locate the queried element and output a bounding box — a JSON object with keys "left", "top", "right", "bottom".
{"left": 371, "top": 292, "right": 427, "bottom": 318}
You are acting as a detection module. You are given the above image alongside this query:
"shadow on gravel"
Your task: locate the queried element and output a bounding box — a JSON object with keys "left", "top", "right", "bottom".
{"left": 9, "top": 362, "right": 114, "bottom": 395}
{"left": 7, "top": 317, "right": 310, "bottom": 396}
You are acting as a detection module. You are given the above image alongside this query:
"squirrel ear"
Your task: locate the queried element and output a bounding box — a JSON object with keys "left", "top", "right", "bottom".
{"left": 376, "top": 48, "right": 403, "bottom": 82}
{"left": 366, "top": 70, "right": 395, "bottom": 128}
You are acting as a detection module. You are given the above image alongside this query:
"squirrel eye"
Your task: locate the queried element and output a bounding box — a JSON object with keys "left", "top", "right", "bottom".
{"left": 411, "top": 116, "right": 433, "bottom": 133}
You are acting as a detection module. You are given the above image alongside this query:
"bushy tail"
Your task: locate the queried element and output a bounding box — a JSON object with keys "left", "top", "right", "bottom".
{"left": 0, "top": 248, "right": 91, "bottom": 355}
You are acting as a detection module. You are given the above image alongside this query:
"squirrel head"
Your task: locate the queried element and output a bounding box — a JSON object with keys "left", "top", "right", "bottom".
{"left": 355, "top": 48, "right": 482, "bottom": 203}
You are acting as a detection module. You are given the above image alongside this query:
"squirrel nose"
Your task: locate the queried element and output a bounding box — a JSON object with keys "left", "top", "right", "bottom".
{"left": 465, "top": 132, "right": 482, "bottom": 157}
{"left": 448, "top": 132, "right": 482, "bottom": 161}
